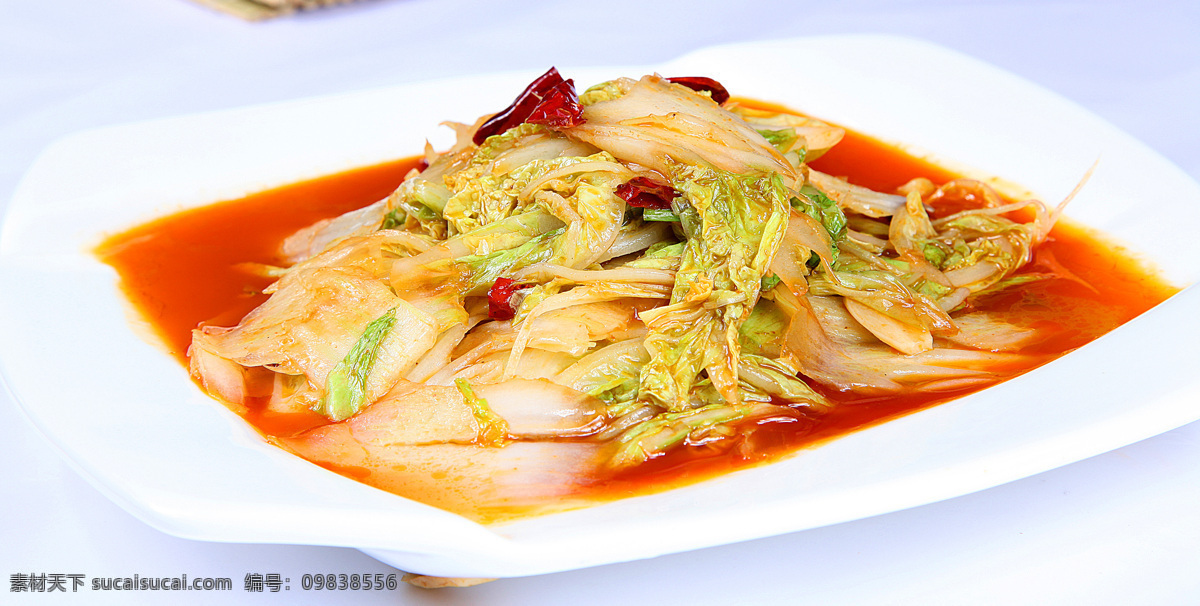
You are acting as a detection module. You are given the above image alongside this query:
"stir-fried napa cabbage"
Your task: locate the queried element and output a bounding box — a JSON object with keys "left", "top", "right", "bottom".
{"left": 189, "top": 70, "right": 1079, "bottom": 509}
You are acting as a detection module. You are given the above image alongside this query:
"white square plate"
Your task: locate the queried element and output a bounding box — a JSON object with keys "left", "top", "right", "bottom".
{"left": 2, "top": 35, "right": 1198, "bottom": 578}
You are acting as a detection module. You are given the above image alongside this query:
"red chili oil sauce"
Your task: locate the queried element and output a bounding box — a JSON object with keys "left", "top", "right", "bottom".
{"left": 95, "top": 131, "right": 1178, "bottom": 519}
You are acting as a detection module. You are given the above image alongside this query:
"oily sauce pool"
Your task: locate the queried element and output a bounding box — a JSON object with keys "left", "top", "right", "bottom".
{"left": 95, "top": 134, "right": 1178, "bottom": 520}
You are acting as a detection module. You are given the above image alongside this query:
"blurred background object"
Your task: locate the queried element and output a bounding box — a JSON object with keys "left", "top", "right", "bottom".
{"left": 190, "top": 0, "right": 375, "bottom": 20}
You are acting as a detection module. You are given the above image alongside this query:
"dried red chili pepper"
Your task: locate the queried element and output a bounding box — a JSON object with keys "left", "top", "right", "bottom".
{"left": 616, "top": 177, "right": 678, "bottom": 210}
{"left": 665, "top": 76, "right": 730, "bottom": 105}
{"left": 526, "top": 78, "right": 585, "bottom": 129}
{"left": 486, "top": 277, "right": 525, "bottom": 321}
{"left": 473, "top": 68, "right": 564, "bottom": 144}
{"left": 473, "top": 67, "right": 585, "bottom": 144}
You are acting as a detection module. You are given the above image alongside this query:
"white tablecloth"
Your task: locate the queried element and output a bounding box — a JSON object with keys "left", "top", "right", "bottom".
{"left": 2, "top": 1, "right": 1198, "bottom": 603}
